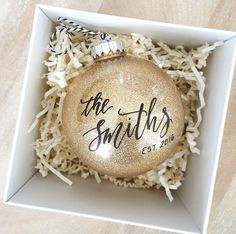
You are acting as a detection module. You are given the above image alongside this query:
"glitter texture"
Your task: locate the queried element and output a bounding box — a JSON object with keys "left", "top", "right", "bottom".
{"left": 62, "top": 55, "right": 184, "bottom": 177}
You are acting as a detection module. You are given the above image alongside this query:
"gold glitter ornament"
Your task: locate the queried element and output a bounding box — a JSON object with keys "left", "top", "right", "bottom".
{"left": 62, "top": 40, "right": 185, "bottom": 178}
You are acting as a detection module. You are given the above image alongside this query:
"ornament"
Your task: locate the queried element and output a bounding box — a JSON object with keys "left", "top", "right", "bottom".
{"left": 61, "top": 32, "right": 184, "bottom": 178}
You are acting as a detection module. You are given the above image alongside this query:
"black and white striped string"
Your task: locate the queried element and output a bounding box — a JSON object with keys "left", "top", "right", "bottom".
{"left": 49, "top": 17, "right": 111, "bottom": 56}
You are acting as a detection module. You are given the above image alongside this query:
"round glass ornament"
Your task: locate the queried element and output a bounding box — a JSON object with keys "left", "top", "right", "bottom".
{"left": 62, "top": 40, "right": 184, "bottom": 177}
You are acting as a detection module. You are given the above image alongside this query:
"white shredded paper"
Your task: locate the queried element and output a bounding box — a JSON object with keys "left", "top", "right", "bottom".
{"left": 29, "top": 27, "right": 222, "bottom": 202}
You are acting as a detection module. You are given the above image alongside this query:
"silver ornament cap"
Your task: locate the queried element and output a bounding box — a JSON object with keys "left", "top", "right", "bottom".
{"left": 91, "top": 40, "right": 125, "bottom": 61}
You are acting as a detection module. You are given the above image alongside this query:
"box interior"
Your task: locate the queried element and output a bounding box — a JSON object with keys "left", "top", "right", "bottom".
{"left": 4, "top": 5, "right": 236, "bottom": 234}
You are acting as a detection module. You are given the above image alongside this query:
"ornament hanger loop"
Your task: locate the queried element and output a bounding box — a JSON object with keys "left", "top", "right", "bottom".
{"left": 49, "top": 17, "right": 111, "bottom": 56}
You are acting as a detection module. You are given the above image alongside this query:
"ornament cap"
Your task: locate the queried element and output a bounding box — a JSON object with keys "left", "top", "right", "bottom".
{"left": 91, "top": 40, "right": 125, "bottom": 61}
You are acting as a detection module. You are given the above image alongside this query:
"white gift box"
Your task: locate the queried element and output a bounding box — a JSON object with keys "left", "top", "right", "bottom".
{"left": 3, "top": 5, "right": 236, "bottom": 234}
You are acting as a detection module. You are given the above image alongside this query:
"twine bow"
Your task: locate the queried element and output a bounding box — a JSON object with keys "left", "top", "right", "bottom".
{"left": 49, "top": 17, "right": 111, "bottom": 56}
